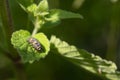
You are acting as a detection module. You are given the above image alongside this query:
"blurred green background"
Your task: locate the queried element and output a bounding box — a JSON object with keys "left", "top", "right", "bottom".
{"left": 0, "top": 0, "right": 120, "bottom": 80}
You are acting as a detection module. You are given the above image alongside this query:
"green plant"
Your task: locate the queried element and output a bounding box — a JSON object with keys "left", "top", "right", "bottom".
{"left": 0, "top": 0, "right": 120, "bottom": 80}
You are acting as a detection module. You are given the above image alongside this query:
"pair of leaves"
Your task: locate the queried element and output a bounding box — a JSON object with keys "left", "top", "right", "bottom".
{"left": 11, "top": 30, "right": 50, "bottom": 63}
{"left": 17, "top": 0, "right": 83, "bottom": 28}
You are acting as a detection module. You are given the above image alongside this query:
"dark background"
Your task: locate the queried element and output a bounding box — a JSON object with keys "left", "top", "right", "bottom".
{"left": 0, "top": 0, "right": 120, "bottom": 80}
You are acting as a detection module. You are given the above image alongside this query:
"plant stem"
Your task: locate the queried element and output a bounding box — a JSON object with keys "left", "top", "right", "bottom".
{"left": 0, "top": 0, "right": 27, "bottom": 80}
{"left": 32, "top": 16, "right": 42, "bottom": 36}
{"left": 106, "top": 2, "right": 119, "bottom": 62}
{"left": 14, "top": 61, "right": 27, "bottom": 80}
{"left": 32, "top": 27, "right": 39, "bottom": 36}
{"left": 0, "top": 0, "right": 17, "bottom": 55}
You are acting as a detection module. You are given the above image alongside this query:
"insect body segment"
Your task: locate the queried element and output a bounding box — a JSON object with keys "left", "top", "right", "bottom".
{"left": 27, "top": 37, "right": 41, "bottom": 51}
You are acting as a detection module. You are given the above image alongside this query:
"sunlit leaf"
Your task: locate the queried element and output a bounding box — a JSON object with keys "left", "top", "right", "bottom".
{"left": 11, "top": 30, "right": 50, "bottom": 63}
{"left": 35, "top": 0, "right": 49, "bottom": 16}
{"left": 42, "top": 9, "right": 83, "bottom": 27}
{"left": 50, "top": 35, "right": 120, "bottom": 80}
{"left": 27, "top": 4, "right": 37, "bottom": 13}
{"left": 49, "top": 9, "right": 83, "bottom": 19}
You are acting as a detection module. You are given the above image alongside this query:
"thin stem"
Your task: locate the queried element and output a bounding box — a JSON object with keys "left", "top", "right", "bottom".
{"left": 32, "top": 16, "right": 42, "bottom": 36}
{"left": 32, "top": 26, "right": 39, "bottom": 36}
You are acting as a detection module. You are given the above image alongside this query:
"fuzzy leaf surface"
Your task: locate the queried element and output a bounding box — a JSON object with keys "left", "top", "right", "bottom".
{"left": 11, "top": 30, "right": 50, "bottom": 63}
{"left": 50, "top": 36, "right": 120, "bottom": 80}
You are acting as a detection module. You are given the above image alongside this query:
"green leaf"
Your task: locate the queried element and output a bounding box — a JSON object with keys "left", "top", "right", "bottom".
{"left": 49, "top": 9, "right": 83, "bottom": 19}
{"left": 42, "top": 19, "right": 61, "bottom": 28}
{"left": 17, "top": 0, "right": 82, "bottom": 28}
{"left": 36, "top": 0, "right": 49, "bottom": 12}
{"left": 42, "top": 9, "right": 83, "bottom": 27}
{"left": 11, "top": 30, "right": 30, "bottom": 48}
{"left": 18, "top": 0, "right": 49, "bottom": 16}
{"left": 16, "top": 0, "right": 34, "bottom": 10}
{"left": 43, "top": 12, "right": 61, "bottom": 27}
{"left": 35, "top": 0, "right": 49, "bottom": 16}
{"left": 11, "top": 30, "right": 50, "bottom": 63}
{"left": 27, "top": 4, "right": 37, "bottom": 13}
{"left": 50, "top": 36, "right": 120, "bottom": 80}
{"left": 26, "top": 4, "right": 37, "bottom": 23}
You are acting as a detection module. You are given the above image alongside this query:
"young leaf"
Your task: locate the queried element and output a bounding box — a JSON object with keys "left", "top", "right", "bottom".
{"left": 17, "top": 0, "right": 83, "bottom": 28}
{"left": 18, "top": 0, "right": 49, "bottom": 16}
{"left": 11, "top": 30, "right": 50, "bottom": 63}
{"left": 26, "top": 4, "right": 37, "bottom": 23}
{"left": 16, "top": 0, "right": 34, "bottom": 11}
{"left": 35, "top": 0, "right": 49, "bottom": 16}
{"left": 49, "top": 9, "right": 83, "bottom": 19}
{"left": 50, "top": 36, "right": 120, "bottom": 80}
{"left": 27, "top": 4, "right": 37, "bottom": 13}
{"left": 42, "top": 9, "right": 83, "bottom": 27}
{"left": 43, "top": 12, "right": 61, "bottom": 27}
{"left": 37, "top": 0, "right": 49, "bottom": 12}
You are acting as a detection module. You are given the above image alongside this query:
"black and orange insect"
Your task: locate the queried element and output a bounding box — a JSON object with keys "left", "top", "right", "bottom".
{"left": 27, "top": 37, "right": 41, "bottom": 51}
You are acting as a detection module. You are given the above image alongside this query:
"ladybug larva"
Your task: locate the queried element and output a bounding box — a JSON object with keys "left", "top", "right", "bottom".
{"left": 27, "top": 37, "right": 41, "bottom": 51}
